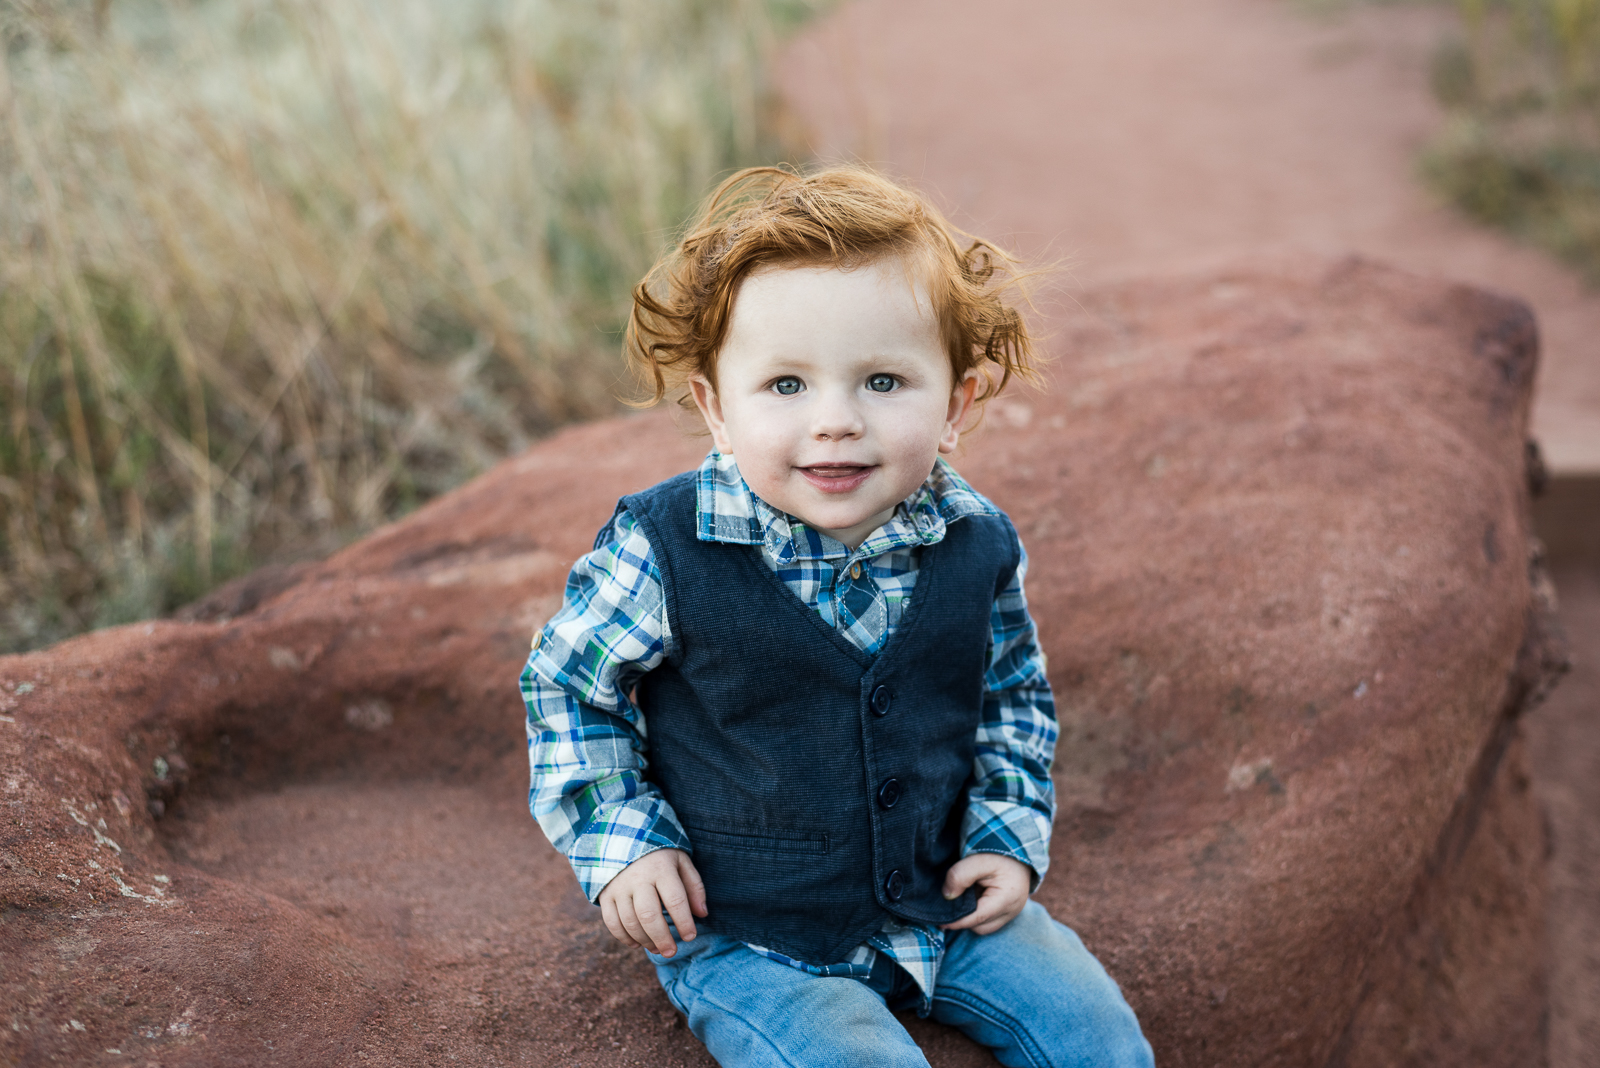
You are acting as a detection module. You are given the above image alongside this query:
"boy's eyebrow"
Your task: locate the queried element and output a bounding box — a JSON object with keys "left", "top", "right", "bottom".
{"left": 746, "top": 350, "right": 938, "bottom": 376}
{"left": 771, "top": 342, "right": 935, "bottom": 362}
{"left": 846, "top": 350, "right": 948, "bottom": 374}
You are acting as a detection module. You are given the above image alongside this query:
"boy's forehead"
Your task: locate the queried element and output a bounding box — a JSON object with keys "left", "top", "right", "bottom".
{"left": 735, "top": 256, "right": 938, "bottom": 319}
{"left": 703, "top": 253, "right": 956, "bottom": 390}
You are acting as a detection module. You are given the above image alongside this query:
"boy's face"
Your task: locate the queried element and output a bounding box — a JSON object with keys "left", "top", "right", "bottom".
{"left": 689, "top": 258, "right": 978, "bottom": 549}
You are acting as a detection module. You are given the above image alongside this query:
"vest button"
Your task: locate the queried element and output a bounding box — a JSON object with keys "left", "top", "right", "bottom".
{"left": 885, "top": 869, "right": 905, "bottom": 901}
{"left": 877, "top": 778, "right": 901, "bottom": 809}
{"left": 871, "top": 686, "right": 892, "bottom": 716}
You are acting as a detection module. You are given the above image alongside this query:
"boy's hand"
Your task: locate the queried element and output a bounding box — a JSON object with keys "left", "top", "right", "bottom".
{"left": 597, "top": 848, "right": 708, "bottom": 958}
{"left": 939, "top": 853, "right": 1032, "bottom": 935}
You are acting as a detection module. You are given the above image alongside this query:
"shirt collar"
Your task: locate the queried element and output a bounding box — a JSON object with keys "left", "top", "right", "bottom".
{"left": 693, "top": 451, "right": 998, "bottom": 561}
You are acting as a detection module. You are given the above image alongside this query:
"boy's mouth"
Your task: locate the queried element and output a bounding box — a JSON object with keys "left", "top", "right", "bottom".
{"left": 798, "top": 464, "right": 876, "bottom": 493}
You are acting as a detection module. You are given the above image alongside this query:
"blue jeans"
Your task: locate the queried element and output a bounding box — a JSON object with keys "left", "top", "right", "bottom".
{"left": 647, "top": 901, "right": 1154, "bottom": 1068}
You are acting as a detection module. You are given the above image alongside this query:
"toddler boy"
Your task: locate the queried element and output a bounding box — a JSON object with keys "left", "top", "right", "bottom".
{"left": 522, "top": 166, "right": 1153, "bottom": 1067}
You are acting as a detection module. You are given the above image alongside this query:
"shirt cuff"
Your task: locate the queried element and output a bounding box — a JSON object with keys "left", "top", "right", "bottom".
{"left": 563, "top": 795, "right": 694, "bottom": 902}
{"left": 960, "top": 799, "right": 1052, "bottom": 891}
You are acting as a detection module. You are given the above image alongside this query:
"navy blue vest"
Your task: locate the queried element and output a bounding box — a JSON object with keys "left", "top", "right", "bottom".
{"left": 620, "top": 472, "right": 1022, "bottom": 963}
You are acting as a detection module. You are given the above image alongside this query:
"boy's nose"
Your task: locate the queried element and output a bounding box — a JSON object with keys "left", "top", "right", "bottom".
{"left": 810, "top": 392, "right": 865, "bottom": 441}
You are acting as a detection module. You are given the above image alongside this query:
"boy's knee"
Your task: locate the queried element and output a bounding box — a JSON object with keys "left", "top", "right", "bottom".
{"left": 936, "top": 902, "right": 1153, "bottom": 1068}
{"left": 653, "top": 939, "right": 931, "bottom": 1068}
{"left": 695, "top": 981, "right": 928, "bottom": 1068}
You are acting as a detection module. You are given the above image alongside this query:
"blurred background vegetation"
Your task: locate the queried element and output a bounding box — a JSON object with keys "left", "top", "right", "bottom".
{"left": 0, "top": 0, "right": 820, "bottom": 653}
{"left": 1425, "top": 0, "right": 1600, "bottom": 281}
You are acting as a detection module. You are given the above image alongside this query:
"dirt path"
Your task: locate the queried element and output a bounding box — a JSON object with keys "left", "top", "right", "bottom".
{"left": 776, "top": 0, "right": 1600, "bottom": 475}
{"left": 776, "top": 3, "right": 1600, "bottom": 1064}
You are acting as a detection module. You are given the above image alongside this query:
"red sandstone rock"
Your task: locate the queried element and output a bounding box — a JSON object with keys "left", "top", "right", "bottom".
{"left": 0, "top": 257, "right": 1562, "bottom": 1067}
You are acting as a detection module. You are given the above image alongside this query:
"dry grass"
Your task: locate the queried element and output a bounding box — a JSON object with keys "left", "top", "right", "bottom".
{"left": 1423, "top": 0, "right": 1600, "bottom": 280}
{"left": 0, "top": 0, "right": 804, "bottom": 652}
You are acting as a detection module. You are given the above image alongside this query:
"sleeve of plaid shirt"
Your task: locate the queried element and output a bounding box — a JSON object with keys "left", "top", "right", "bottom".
{"left": 520, "top": 508, "right": 692, "bottom": 903}
{"left": 962, "top": 541, "right": 1060, "bottom": 890}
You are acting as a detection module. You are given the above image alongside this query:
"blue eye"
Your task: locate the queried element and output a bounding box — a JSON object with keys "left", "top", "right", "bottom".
{"left": 866, "top": 374, "right": 896, "bottom": 393}
{"left": 773, "top": 377, "right": 802, "bottom": 396}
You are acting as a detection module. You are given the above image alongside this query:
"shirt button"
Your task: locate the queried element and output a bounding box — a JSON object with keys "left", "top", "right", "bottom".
{"left": 885, "top": 869, "right": 905, "bottom": 901}
{"left": 850, "top": 563, "right": 862, "bottom": 580}
{"left": 871, "top": 686, "right": 892, "bottom": 716}
{"left": 877, "top": 778, "right": 901, "bottom": 809}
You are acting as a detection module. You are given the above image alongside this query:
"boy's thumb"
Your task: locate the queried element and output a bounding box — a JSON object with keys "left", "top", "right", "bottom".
{"left": 942, "top": 857, "right": 976, "bottom": 899}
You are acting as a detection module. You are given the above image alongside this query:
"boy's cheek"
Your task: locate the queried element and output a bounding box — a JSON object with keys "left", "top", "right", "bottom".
{"left": 723, "top": 409, "right": 789, "bottom": 453}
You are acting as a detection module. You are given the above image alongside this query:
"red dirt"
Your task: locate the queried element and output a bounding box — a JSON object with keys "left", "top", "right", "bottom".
{"left": 0, "top": 258, "right": 1563, "bottom": 1066}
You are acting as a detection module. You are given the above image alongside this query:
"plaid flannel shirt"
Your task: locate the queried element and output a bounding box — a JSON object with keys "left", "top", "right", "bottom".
{"left": 521, "top": 452, "right": 1057, "bottom": 1005}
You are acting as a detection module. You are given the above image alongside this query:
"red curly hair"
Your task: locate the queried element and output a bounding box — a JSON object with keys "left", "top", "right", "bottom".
{"left": 626, "top": 165, "right": 1041, "bottom": 411}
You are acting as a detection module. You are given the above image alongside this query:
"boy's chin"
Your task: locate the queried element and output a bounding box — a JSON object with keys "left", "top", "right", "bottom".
{"left": 796, "top": 502, "right": 898, "bottom": 543}
{"left": 754, "top": 478, "right": 902, "bottom": 541}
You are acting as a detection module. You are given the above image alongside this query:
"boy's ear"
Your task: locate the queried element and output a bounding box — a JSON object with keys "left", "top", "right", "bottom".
{"left": 688, "top": 375, "right": 734, "bottom": 454}
{"left": 938, "top": 370, "right": 981, "bottom": 455}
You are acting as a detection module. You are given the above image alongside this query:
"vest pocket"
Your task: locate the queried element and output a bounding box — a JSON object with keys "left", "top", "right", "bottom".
{"left": 684, "top": 823, "right": 830, "bottom": 855}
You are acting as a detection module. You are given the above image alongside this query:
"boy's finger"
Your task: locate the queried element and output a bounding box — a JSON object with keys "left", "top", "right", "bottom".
{"left": 675, "top": 854, "right": 710, "bottom": 918}
{"left": 658, "top": 874, "right": 698, "bottom": 944}
{"left": 601, "top": 896, "right": 639, "bottom": 949}
{"left": 615, "top": 895, "right": 651, "bottom": 950}
{"left": 969, "top": 903, "right": 1011, "bottom": 935}
{"left": 972, "top": 899, "right": 1026, "bottom": 936}
{"left": 634, "top": 884, "right": 677, "bottom": 956}
{"left": 942, "top": 893, "right": 1001, "bottom": 932}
